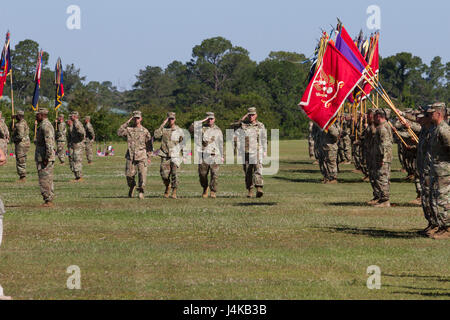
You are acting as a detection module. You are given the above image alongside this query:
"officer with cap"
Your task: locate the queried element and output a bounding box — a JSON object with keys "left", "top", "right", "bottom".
{"left": 190, "top": 112, "right": 223, "bottom": 199}
{"left": 117, "top": 111, "right": 153, "bottom": 200}
{"left": 236, "top": 107, "right": 267, "bottom": 198}
{"left": 11, "top": 110, "right": 30, "bottom": 182}
{"left": 67, "top": 111, "right": 86, "bottom": 182}
{"left": 154, "top": 112, "right": 185, "bottom": 199}
{"left": 34, "top": 108, "right": 56, "bottom": 207}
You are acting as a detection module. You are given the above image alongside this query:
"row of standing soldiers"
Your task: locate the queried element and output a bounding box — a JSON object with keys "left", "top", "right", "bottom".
{"left": 308, "top": 102, "right": 450, "bottom": 239}
{"left": 0, "top": 109, "right": 96, "bottom": 207}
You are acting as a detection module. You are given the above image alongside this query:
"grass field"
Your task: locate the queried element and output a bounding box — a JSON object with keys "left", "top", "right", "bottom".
{"left": 0, "top": 140, "right": 449, "bottom": 300}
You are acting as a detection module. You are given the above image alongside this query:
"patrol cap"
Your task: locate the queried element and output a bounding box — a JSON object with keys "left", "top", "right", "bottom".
{"left": 167, "top": 112, "right": 176, "bottom": 119}
{"left": 37, "top": 108, "right": 49, "bottom": 115}
{"left": 404, "top": 108, "right": 413, "bottom": 114}
{"left": 367, "top": 108, "right": 376, "bottom": 114}
{"left": 416, "top": 113, "right": 426, "bottom": 119}
{"left": 248, "top": 107, "right": 257, "bottom": 115}
{"left": 58, "top": 114, "right": 65, "bottom": 118}
{"left": 16, "top": 110, "right": 24, "bottom": 116}
{"left": 132, "top": 111, "right": 142, "bottom": 118}
{"left": 206, "top": 112, "right": 215, "bottom": 120}
{"left": 84, "top": 116, "right": 91, "bottom": 121}
{"left": 431, "top": 102, "right": 446, "bottom": 113}
{"left": 375, "top": 109, "right": 386, "bottom": 117}
{"left": 70, "top": 111, "right": 79, "bottom": 117}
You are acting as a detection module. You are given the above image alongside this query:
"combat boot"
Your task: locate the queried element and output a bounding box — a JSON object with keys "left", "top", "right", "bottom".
{"left": 327, "top": 179, "right": 338, "bottom": 184}
{"left": 373, "top": 200, "right": 390, "bottom": 208}
{"left": 410, "top": 197, "right": 421, "bottom": 206}
{"left": 431, "top": 227, "right": 450, "bottom": 240}
{"left": 247, "top": 189, "right": 253, "bottom": 198}
{"left": 367, "top": 198, "right": 379, "bottom": 205}
{"left": 256, "top": 187, "right": 264, "bottom": 198}
{"left": 18, "top": 177, "right": 26, "bottom": 183}
{"left": 202, "top": 187, "right": 209, "bottom": 199}
{"left": 425, "top": 226, "right": 440, "bottom": 237}
{"left": 170, "top": 188, "right": 177, "bottom": 199}
{"left": 164, "top": 184, "right": 171, "bottom": 198}
{"left": 128, "top": 185, "right": 136, "bottom": 198}
{"left": 138, "top": 192, "right": 144, "bottom": 200}
{"left": 41, "top": 201, "right": 54, "bottom": 208}
{"left": 210, "top": 191, "right": 216, "bottom": 199}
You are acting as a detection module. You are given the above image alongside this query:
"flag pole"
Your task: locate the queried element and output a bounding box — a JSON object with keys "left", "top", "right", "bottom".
{"left": 10, "top": 70, "right": 15, "bottom": 129}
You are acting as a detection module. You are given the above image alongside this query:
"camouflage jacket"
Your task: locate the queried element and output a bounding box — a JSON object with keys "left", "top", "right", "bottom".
{"left": 56, "top": 121, "right": 67, "bottom": 142}
{"left": 236, "top": 120, "right": 267, "bottom": 155}
{"left": 68, "top": 120, "right": 86, "bottom": 145}
{"left": 430, "top": 121, "right": 450, "bottom": 176}
{"left": 34, "top": 118, "right": 56, "bottom": 162}
{"left": 322, "top": 122, "right": 340, "bottom": 151}
{"left": 154, "top": 124, "right": 185, "bottom": 164}
{"left": 84, "top": 122, "right": 95, "bottom": 141}
{"left": 191, "top": 122, "right": 223, "bottom": 159}
{"left": 12, "top": 119, "right": 30, "bottom": 146}
{"left": 0, "top": 119, "right": 9, "bottom": 141}
{"left": 374, "top": 121, "right": 393, "bottom": 163}
{"left": 117, "top": 123, "right": 153, "bottom": 162}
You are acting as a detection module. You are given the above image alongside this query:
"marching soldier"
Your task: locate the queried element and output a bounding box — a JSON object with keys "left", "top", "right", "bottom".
{"left": 154, "top": 112, "right": 185, "bottom": 199}
{"left": 11, "top": 111, "right": 30, "bottom": 182}
{"left": 428, "top": 103, "right": 450, "bottom": 239}
{"left": 34, "top": 108, "right": 56, "bottom": 207}
{"left": 117, "top": 111, "right": 153, "bottom": 200}
{"left": 190, "top": 112, "right": 223, "bottom": 199}
{"left": 370, "top": 109, "right": 393, "bottom": 208}
{"left": 84, "top": 116, "right": 96, "bottom": 164}
{"left": 0, "top": 111, "right": 9, "bottom": 155}
{"left": 236, "top": 107, "right": 267, "bottom": 198}
{"left": 67, "top": 111, "right": 86, "bottom": 182}
{"left": 55, "top": 114, "right": 67, "bottom": 164}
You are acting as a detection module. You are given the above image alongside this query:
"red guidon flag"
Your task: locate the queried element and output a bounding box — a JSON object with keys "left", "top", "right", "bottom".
{"left": 299, "top": 42, "right": 363, "bottom": 130}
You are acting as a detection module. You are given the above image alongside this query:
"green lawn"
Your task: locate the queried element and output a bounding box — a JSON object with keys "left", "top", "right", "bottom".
{"left": 0, "top": 140, "right": 448, "bottom": 300}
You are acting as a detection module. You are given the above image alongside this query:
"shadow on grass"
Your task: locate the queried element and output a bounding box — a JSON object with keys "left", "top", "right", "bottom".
{"left": 384, "top": 274, "right": 450, "bottom": 282}
{"left": 392, "top": 291, "right": 450, "bottom": 297}
{"left": 328, "top": 201, "right": 421, "bottom": 208}
{"left": 280, "top": 169, "right": 321, "bottom": 174}
{"left": 317, "top": 226, "right": 424, "bottom": 239}
{"left": 234, "top": 202, "right": 277, "bottom": 207}
{"left": 280, "top": 160, "right": 316, "bottom": 165}
{"left": 273, "top": 176, "right": 321, "bottom": 184}
{"left": 391, "top": 178, "right": 415, "bottom": 183}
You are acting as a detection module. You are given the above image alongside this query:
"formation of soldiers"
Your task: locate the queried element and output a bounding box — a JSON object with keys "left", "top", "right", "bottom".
{"left": 308, "top": 102, "right": 450, "bottom": 239}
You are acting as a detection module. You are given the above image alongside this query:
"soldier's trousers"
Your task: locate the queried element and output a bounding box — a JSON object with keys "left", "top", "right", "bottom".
{"left": 85, "top": 140, "right": 94, "bottom": 163}
{"left": 160, "top": 158, "right": 179, "bottom": 189}
{"left": 57, "top": 142, "right": 66, "bottom": 163}
{"left": 420, "top": 174, "right": 437, "bottom": 227}
{"left": 36, "top": 161, "right": 55, "bottom": 202}
{"left": 373, "top": 163, "right": 391, "bottom": 202}
{"left": 199, "top": 162, "right": 219, "bottom": 192}
{"left": 308, "top": 138, "right": 314, "bottom": 159}
{"left": 243, "top": 153, "right": 263, "bottom": 190}
{"left": 430, "top": 175, "right": 450, "bottom": 228}
{"left": 324, "top": 148, "right": 338, "bottom": 180}
{"left": 69, "top": 143, "right": 83, "bottom": 179}
{"left": 343, "top": 136, "right": 352, "bottom": 162}
{"left": 15, "top": 144, "right": 29, "bottom": 179}
{"left": 126, "top": 160, "right": 147, "bottom": 193}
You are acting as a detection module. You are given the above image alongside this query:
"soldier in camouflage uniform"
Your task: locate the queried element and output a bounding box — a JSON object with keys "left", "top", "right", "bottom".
{"left": 67, "top": 111, "right": 86, "bottom": 182}
{"left": 428, "top": 103, "right": 450, "bottom": 239}
{"left": 117, "top": 111, "right": 153, "bottom": 200}
{"left": 84, "top": 116, "right": 96, "bottom": 164}
{"left": 34, "top": 108, "right": 56, "bottom": 207}
{"left": 416, "top": 110, "right": 438, "bottom": 236}
{"left": 154, "top": 112, "right": 185, "bottom": 199}
{"left": 235, "top": 107, "right": 267, "bottom": 198}
{"left": 11, "top": 111, "right": 30, "bottom": 182}
{"left": 370, "top": 109, "right": 393, "bottom": 208}
{"left": 308, "top": 121, "right": 315, "bottom": 160}
{"left": 0, "top": 111, "right": 9, "bottom": 155}
{"left": 320, "top": 122, "right": 340, "bottom": 184}
{"left": 55, "top": 114, "right": 67, "bottom": 164}
{"left": 190, "top": 112, "right": 223, "bottom": 199}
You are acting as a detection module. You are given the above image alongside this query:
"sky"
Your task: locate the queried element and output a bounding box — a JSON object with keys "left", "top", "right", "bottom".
{"left": 1, "top": 0, "right": 449, "bottom": 90}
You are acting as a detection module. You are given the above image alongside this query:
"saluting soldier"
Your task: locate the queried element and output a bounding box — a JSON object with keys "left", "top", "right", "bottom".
{"left": 0, "top": 111, "right": 9, "bottom": 155}
{"left": 190, "top": 112, "right": 223, "bottom": 199}
{"left": 117, "top": 111, "right": 153, "bottom": 200}
{"left": 154, "top": 112, "right": 185, "bottom": 199}
{"left": 67, "top": 111, "right": 86, "bottom": 182}
{"left": 55, "top": 114, "right": 67, "bottom": 164}
{"left": 235, "top": 107, "right": 267, "bottom": 198}
{"left": 84, "top": 116, "right": 96, "bottom": 164}
{"left": 428, "top": 103, "right": 450, "bottom": 239}
{"left": 34, "top": 108, "right": 56, "bottom": 207}
{"left": 11, "top": 110, "right": 30, "bottom": 182}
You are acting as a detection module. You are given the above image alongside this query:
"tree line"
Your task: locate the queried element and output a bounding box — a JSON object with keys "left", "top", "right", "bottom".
{"left": 0, "top": 36, "right": 448, "bottom": 141}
